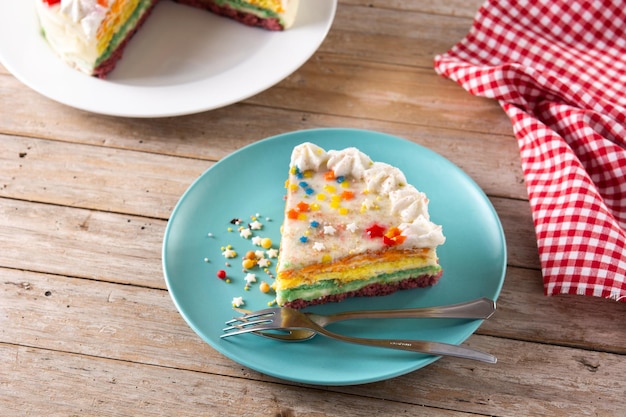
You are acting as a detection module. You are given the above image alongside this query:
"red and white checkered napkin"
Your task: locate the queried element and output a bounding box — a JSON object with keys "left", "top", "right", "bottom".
{"left": 434, "top": 0, "right": 626, "bottom": 301}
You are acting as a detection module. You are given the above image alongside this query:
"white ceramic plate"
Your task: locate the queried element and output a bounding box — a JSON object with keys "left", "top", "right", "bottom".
{"left": 0, "top": 0, "right": 336, "bottom": 117}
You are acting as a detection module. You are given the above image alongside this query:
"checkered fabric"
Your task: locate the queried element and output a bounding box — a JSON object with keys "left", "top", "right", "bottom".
{"left": 435, "top": 0, "right": 626, "bottom": 301}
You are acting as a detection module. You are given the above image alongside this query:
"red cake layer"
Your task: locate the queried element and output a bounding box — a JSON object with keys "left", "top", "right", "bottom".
{"left": 283, "top": 272, "right": 443, "bottom": 309}
{"left": 175, "top": 0, "right": 284, "bottom": 30}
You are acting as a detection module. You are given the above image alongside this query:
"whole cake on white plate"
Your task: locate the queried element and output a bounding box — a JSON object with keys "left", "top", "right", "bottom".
{"left": 35, "top": 0, "right": 300, "bottom": 78}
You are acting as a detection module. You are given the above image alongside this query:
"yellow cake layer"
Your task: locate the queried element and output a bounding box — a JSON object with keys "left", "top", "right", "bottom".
{"left": 276, "top": 248, "right": 437, "bottom": 290}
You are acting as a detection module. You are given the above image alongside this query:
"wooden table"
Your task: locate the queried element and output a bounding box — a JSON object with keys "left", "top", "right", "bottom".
{"left": 2, "top": 1, "right": 624, "bottom": 416}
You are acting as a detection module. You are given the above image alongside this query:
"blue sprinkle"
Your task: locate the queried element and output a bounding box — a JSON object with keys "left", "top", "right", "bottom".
{"left": 310, "top": 220, "right": 319, "bottom": 228}
{"left": 305, "top": 188, "right": 314, "bottom": 195}
{"left": 336, "top": 176, "right": 345, "bottom": 183}
{"left": 299, "top": 181, "right": 308, "bottom": 188}
{"left": 299, "top": 236, "right": 308, "bottom": 243}
{"left": 296, "top": 172, "right": 304, "bottom": 179}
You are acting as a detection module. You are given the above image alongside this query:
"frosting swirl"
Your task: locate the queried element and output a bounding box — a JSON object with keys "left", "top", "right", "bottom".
{"left": 389, "top": 185, "right": 429, "bottom": 222}
{"left": 398, "top": 216, "right": 446, "bottom": 248}
{"left": 362, "top": 162, "right": 406, "bottom": 195}
{"left": 327, "top": 147, "right": 372, "bottom": 178}
{"left": 290, "top": 142, "right": 328, "bottom": 172}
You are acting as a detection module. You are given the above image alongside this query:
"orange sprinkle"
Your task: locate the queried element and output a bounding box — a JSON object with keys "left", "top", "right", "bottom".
{"left": 384, "top": 227, "right": 407, "bottom": 245}
{"left": 296, "top": 201, "right": 310, "bottom": 212}
{"left": 324, "top": 170, "right": 335, "bottom": 181}
{"left": 341, "top": 190, "right": 355, "bottom": 200}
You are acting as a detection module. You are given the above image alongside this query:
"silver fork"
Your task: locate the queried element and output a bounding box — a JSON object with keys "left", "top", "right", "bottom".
{"left": 222, "top": 304, "right": 497, "bottom": 363}
{"left": 226, "top": 297, "right": 495, "bottom": 342}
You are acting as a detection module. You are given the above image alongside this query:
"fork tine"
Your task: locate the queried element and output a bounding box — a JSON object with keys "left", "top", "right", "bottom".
{"left": 223, "top": 308, "right": 279, "bottom": 326}
{"left": 220, "top": 323, "right": 281, "bottom": 338}
{"left": 222, "top": 317, "right": 273, "bottom": 332}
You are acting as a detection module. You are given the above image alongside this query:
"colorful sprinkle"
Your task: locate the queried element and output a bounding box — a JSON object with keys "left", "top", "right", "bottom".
{"left": 242, "top": 258, "right": 256, "bottom": 269}
{"left": 366, "top": 223, "right": 386, "bottom": 239}
{"left": 249, "top": 220, "right": 263, "bottom": 230}
{"left": 217, "top": 270, "right": 227, "bottom": 279}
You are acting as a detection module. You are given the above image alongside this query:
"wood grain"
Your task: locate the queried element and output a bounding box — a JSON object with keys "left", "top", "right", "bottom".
{"left": 1, "top": 0, "right": 624, "bottom": 415}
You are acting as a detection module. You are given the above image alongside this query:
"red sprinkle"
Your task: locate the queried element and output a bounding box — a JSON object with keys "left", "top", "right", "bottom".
{"left": 216, "top": 270, "right": 227, "bottom": 280}
{"left": 43, "top": 0, "right": 61, "bottom": 5}
{"left": 365, "top": 223, "right": 386, "bottom": 239}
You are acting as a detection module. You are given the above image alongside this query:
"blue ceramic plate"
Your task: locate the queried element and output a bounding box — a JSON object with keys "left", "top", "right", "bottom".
{"left": 163, "top": 128, "right": 506, "bottom": 385}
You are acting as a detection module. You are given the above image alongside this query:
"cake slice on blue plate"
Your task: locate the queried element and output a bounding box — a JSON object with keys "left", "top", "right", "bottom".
{"left": 275, "top": 142, "right": 446, "bottom": 309}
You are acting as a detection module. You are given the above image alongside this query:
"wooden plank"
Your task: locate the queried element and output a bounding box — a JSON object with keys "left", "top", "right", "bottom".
{"left": 1, "top": 54, "right": 515, "bottom": 140}
{"left": 247, "top": 55, "right": 514, "bottom": 136}
{"left": 340, "top": 0, "right": 486, "bottom": 19}
{"left": 484, "top": 267, "right": 626, "bottom": 354}
{"left": 0, "top": 117, "right": 525, "bottom": 207}
{"left": 0, "top": 345, "right": 476, "bottom": 417}
{"left": 322, "top": 2, "right": 478, "bottom": 68}
{"left": 4, "top": 265, "right": 623, "bottom": 365}
{"left": 2, "top": 268, "right": 624, "bottom": 416}
{"left": 0, "top": 192, "right": 538, "bottom": 291}
{"left": 335, "top": 334, "right": 626, "bottom": 417}
{"left": 1, "top": 134, "right": 209, "bottom": 219}
{"left": 0, "top": 198, "right": 166, "bottom": 288}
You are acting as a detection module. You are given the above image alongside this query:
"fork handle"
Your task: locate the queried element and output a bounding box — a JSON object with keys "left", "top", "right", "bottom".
{"left": 320, "top": 297, "right": 496, "bottom": 325}
{"left": 316, "top": 327, "right": 497, "bottom": 363}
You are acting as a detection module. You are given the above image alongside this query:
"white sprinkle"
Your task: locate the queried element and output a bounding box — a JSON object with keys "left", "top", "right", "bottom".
{"left": 266, "top": 248, "right": 279, "bottom": 258}
{"left": 232, "top": 296, "right": 244, "bottom": 307}
{"left": 251, "top": 236, "right": 263, "bottom": 246}
{"left": 313, "top": 242, "right": 325, "bottom": 251}
{"left": 346, "top": 222, "right": 357, "bottom": 233}
{"left": 323, "top": 225, "right": 336, "bottom": 235}
{"left": 240, "top": 228, "right": 252, "bottom": 238}
{"left": 244, "top": 273, "right": 257, "bottom": 284}
{"left": 250, "top": 220, "right": 263, "bottom": 230}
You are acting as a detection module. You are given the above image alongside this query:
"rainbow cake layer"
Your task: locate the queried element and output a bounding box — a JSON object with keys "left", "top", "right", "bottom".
{"left": 275, "top": 143, "right": 446, "bottom": 308}
{"left": 35, "top": 0, "right": 299, "bottom": 78}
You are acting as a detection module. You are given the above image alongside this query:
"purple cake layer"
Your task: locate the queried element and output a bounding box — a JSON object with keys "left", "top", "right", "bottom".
{"left": 283, "top": 272, "right": 443, "bottom": 309}
{"left": 174, "top": 0, "right": 284, "bottom": 30}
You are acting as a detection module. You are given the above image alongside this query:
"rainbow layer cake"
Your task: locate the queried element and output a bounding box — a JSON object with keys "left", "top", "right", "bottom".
{"left": 35, "top": 0, "right": 300, "bottom": 78}
{"left": 275, "top": 143, "right": 446, "bottom": 308}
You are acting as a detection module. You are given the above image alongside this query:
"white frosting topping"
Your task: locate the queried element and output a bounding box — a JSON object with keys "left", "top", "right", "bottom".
{"left": 279, "top": 143, "right": 445, "bottom": 271}
{"left": 362, "top": 162, "right": 407, "bottom": 195}
{"left": 327, "top": 147, "right": 372, "bottom": 178}
{"left": 389, "top": 185, "right": 429, "bottom": 222}
{"left": 399, "top": 216, "right": 446, "bottom": 248}
{"left": 60, "top": 0, "right": 108, "bottom": 40}
{"left": 290, "top": 142, "right": 328, "bottom": 172}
